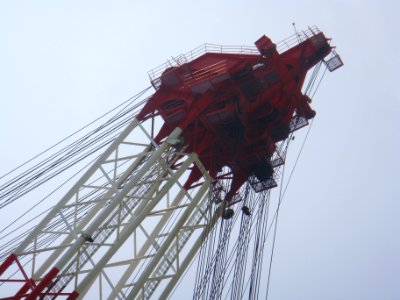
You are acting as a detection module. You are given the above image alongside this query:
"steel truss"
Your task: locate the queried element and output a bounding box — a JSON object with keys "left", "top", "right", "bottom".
{"left": 0, "top": 116, "right": 218, "bottom": 299}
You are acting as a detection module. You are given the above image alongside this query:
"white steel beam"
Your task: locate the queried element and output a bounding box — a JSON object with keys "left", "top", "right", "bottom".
{"left": 75, "top": 155, "right": 193, "bottom": 298}
{"left": 29, "top": 129, "right": 152, "bottom": 280}
{"left": 133, "top": 189, "right": 216, "bottom": 299}
{"left": 158, "top": 210, "right": 221, "bottom": 300}
{"left": 127, "top": 180, "right": 210, "bottom": 299}
{"left": 15, "top": 118, "right": 140, "bottom": 255}
{"left": 2, "top": 113, "right": 226, "bottom": 300}
{"left": 107, "top": 188, "right": 191, "bottom": 299}
{"left": 36, "top": 127, "right": 184, "bottom": 296}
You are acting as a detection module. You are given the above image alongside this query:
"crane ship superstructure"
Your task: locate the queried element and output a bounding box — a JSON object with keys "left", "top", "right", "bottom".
{"left": 0, "top": 26, "right": 342, "bottom": 299}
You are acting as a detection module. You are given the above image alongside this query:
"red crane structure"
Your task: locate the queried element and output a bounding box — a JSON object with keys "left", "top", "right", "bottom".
{"left": 0, "top": 26, "right": 342, "bottom": 299}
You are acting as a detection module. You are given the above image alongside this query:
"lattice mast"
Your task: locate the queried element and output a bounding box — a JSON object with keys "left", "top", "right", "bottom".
{"left": 0, "top": 26, "right": 342, "bottom": 299}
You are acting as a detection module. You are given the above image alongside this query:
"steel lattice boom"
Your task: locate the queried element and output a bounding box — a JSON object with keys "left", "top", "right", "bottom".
{"left": 0, "top": 26, "right": 342, "bottom": 299}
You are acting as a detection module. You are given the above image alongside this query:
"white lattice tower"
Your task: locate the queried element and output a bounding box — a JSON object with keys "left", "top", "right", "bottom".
{"left": 0, "top": 115, "right": 218, "bottom": 299}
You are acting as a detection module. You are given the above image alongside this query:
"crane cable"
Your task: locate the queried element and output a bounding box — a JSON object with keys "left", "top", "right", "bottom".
{"left": 170, "top": 61, "right": 328, "bottom": 300}
{"left": 0, "top": 102, "right": 143, "bottom": 208}
{"left": 191, "top": 115, "right": 302, "bottom": 300}
{"left": 230, "top": 184, "right": 255, "bottom": 300}
{"left": 264, "top": 64, "right": 327, "bottom": 299}
{"left": 0, "top": 87, "right": 152, "bottom": 259}
{"left": 2, "top": 95, "right": 148, "bottom": 254}
{"left": 0, "top": 87, "right": 155, "bottom": 287}
{"left": 0, "top": 86, "right": 151, "bottom": 182}
{"left": 0, "top": 86, "right": 151, "bottom": 209}
{"left": 227, "top": 62, "right": 328, "bottom": 299}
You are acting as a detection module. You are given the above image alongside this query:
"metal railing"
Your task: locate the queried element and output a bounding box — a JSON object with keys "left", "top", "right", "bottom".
{"left": 148, "top": 26, "right": 321, "bottom": 87}
{"left": 276, "top": 25, "right": 321, "bottom": 53}
{"left": 148, "top": 44, "right": 259, "bottom": 85}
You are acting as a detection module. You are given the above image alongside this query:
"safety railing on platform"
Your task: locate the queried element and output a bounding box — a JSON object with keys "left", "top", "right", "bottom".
{"left": 148, "top": 26, "right": 321, "bottom": 88}
{"left": 148, "top": 44, "right": 259, "bottom": 86}
{"left": 276, "top": 25, "right": 321, "bottom": 53}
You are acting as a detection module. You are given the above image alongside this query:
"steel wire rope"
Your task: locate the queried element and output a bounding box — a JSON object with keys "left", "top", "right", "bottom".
{"left": 238, "top": 191, "right": 259, "bottom": 298}
{"left": 0, "top": 90, "right": 150, "bottom": 208}
{"left": 202, "top": 204, "right": 220, "bottom": 300}
{"left": 170, "top": 186, "right": 265, "bottom": 300}
{"left": 203, "top": 221, "right": 225, "bottom": 300}
{"left": 0, "top": 101, "right": 144, "bottom": 208}
{"left": 220, "top": 191, "right": 268, "bottom": 300}
{"left": 193, "top": 172, "right": 234, "bottom": 300}
{"left": 209, "top": 217, "right": 234, "bottom": 299}
{"left": 224, "top": 107, "right": 319, "bottom": 300}
{"left": 250, "top": 69, "right": 326, "bottom": 299}
{"left": 230, "top": 184, "right": 254, "bottom": 300}
{"left": 2, "top": 98, "right": 153, "bottom": 260}
{"left": 0, "top": 86, "right": 151, "bottom": 181}
{"left": 248, "top": 189, "right": 271, "bottom": 300}
{"left": 251, "top": 141, "right": 292, "bottom": 300}
{"left": 225, "top": 140, "right": 291, "bottom": 299}
{"left": 171, "top": 186, "right": 264, "bottom": 298}
{"left": 0, "top": 93, "right": 146, "bottom": 201}
{"left": 208, "top": 172, "right": 236, "bottom": 300}
{"left": 0, "top": 129, "right": 122, "bottom": 208}
{"left": 182, "top": 62, "right": 326, "bottom": 300}
{"left": 310, "top": 66, "right": 327, "bottom": 99}
{"left": 235, "top": 141, "right": 295, "bottom": 299}
{"left": 0, "top": 112, "right": 137, "bottom": 209}
{"left": 264, "top": 65, "right": 327, "bottom": 299}
{"left": 256, "top": 67, "right": 326, "bottom": 299}
{"left": 220, "top": 190, "right": 253, "bottom": 298}
{"left": 264, "top": 120, "right": 316, "bottom": 300}
{"left": 228, "top": 188, "right": 255, "bottom": 299}
{"left": 232, "top": 109, "right": 317, "bottom": 299}
{"left": 193, "top": 202, "right": 241, "bottom": 299}
{"left": 254, "top": 196, "right": 271, "bottom": 297}
{"left": 218, "top": 139, "right": 290, "bottom": 299}
{"left": 304, "top": 62, "right": 322, "bottom": 96}
{"left": 203, "top": 189, "right": 239, "bottom": 298}
{"left": 0, "top": 124, "right": 124, "bottom": 209}
{"left": 247, "top": 192, "right": 269, "bottom": 299}
{"left": 1, "top": 133, "right": 116, "bottom": 205}
{"left": 193, "top": 217, "right": 222, "bottom": 300}
{"left": 0, "top": 156, "right": 108, "bottom": 259}
{"left": 193, "top": 187, "right": 218, "bottom": 299}
{"left": 221, "top": 104, "right": 318, "bottom": 299}
{"left": 192, "top": 191, "right": 219, "bottom": 300}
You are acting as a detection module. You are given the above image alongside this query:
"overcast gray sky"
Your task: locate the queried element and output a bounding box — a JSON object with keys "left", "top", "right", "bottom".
{"left": 0, "top": 1, "right": 399, "bottom": 299}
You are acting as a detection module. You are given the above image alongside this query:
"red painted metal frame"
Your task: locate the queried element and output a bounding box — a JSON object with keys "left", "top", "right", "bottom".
{"left": 0, "top": 254, "right": 36, "bottom": 299}
{"left": 138, "top": 31, "right": 333, "bottom": 202}
{"left": 0, "top": 254, "right": 73, "bottom": 299}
